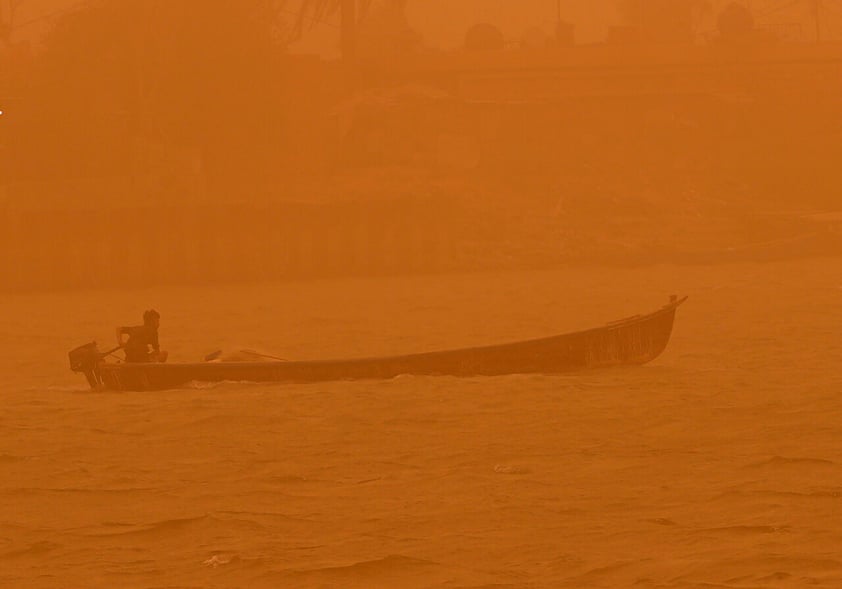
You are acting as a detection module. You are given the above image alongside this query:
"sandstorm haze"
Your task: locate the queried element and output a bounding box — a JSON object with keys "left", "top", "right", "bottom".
{"left": 3, "top": 0, "right": 842, "bottom": 288}
{"left": 2, "top": 0, "right": 842, "bottom": 587}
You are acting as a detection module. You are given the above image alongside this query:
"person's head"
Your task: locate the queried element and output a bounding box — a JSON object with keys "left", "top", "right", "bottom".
{"left": 143, "top": 309, "right": 160, "bottom": 329}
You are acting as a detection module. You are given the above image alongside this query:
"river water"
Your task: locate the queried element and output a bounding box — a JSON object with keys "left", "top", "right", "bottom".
{"left": 1, "top": 259, "right": 841, "bottom": 588}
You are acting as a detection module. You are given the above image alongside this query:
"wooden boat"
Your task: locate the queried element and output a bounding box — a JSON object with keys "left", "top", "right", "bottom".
{"left": 69, "top": 296, "right": 686, "bottom": 392}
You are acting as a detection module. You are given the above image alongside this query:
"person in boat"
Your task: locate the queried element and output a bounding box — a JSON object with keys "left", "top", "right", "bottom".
{"left": 117, "top": 309, "right": 168, "bottom": 363}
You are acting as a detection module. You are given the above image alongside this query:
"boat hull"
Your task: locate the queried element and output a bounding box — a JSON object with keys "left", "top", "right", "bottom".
{"left": 94, "top": 298, "right": 685, "bottom": 391}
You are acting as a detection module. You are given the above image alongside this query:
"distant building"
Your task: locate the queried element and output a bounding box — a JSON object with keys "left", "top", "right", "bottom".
{"left": 616, "top": 0, "right": 703, "bottom": 44}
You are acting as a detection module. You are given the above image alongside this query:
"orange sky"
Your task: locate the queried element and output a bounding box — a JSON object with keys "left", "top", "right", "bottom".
{"left": 12, "top": 0, "right": 618, "bottom": 50}
{"left": 10, "top": 0, "right": 841, "bottom": 54}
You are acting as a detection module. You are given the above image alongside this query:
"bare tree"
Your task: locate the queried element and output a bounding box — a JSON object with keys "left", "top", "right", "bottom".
{"left": 0, "top": 0, "right": 26, "bottom": 46}
{"left": 288, "top": 0, "right": 375, "bottom": 39}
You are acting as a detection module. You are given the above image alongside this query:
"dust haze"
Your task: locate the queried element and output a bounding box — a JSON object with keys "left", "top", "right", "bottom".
{"left": 2, "top": 0, "right": 842, "bottom": 587}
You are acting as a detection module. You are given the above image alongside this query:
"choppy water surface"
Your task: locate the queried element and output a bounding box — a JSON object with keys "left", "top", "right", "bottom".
{"left": 1, "top": 259, "right": 841, "bottom": 588}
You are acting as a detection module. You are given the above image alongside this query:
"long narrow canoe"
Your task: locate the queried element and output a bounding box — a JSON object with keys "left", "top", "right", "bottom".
{"left": 73, "top": 296, "right": 686, "bottom": 391}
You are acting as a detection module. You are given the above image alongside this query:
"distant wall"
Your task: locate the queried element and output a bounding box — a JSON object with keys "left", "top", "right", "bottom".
{"left": 0, "top": 200, "right": 461, "bottom": 292}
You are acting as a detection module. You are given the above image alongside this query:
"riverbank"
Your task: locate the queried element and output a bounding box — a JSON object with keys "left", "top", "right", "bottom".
{"left": 2, "top": 168, "right": 840, "bottom": 292}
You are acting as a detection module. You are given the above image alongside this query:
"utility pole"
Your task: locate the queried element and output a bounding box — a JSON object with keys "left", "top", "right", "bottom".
{"left": 813, "top": 0, "right": 821, "bottom": 42}
{"left": 341, "top": 0, "right": 356, "bottom": 62}
{"left": 0, "top": 0, "right": 11, "bottom": 46}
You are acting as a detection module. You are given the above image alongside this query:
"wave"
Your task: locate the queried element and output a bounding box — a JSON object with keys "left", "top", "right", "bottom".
{"left": 83, "top": 512, "right": 269, "bottom": 539}
{"left": 83, "top": 514, "right": 209, "bottom": 538}
{"left": 693, "top": 524, "right": 792, "bottom": 535}
{"left": 184, "top": 379, "right": 300, "bottom": 391}
{"left": 0, "top": 541, "right": 61, "bottom": 560}
{"left": 1, "top": 486, "right": 157, "bottom": 497}
{"left": 744, "top": 455, "right": 837, "bottom": 469}
{"left": 264, "top": 555, "right": 437, "bottom": 581}
{"left": 0, "top": 454, "right": 27, "bottom": 464}
{"left": 23, "top": 384, "right": 90, "bottom": 393}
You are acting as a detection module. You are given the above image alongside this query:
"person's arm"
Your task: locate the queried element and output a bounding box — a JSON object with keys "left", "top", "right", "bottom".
{"left": 150, "top": 329, "right": 160, "bottom": 354}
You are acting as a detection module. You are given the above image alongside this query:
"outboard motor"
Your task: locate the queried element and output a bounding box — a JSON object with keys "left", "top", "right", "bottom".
{"left": 69, "top": 342, "right": 103, "bottom": 389}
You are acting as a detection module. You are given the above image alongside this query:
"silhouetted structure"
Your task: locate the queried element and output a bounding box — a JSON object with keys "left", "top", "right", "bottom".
{"left": 555, "top": 20, "right": 575, "bottom": 46}
{"left": 718, "top": 2, "right": 755, "bottom": 41}
{"left": 341, "top": 0, "right": 356, "bottom": 61}
{"left": 465, "top": 23, "right": 505, "bottom": 52}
